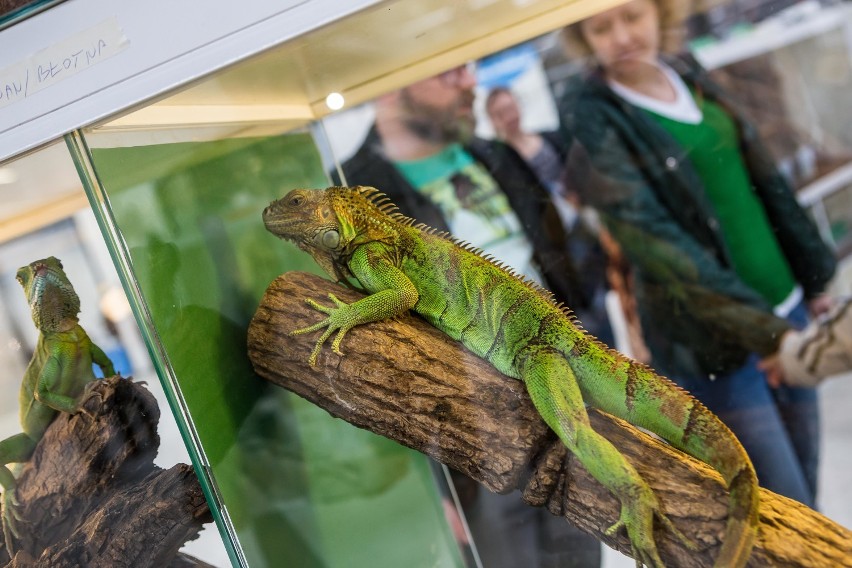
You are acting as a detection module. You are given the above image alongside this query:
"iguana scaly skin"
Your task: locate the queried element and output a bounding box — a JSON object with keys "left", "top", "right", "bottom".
{"left": 0, "top": 257, "right": 115, "bottom": 552}
{"left": 263, "top": 186, "right": 759, "bottom": 568}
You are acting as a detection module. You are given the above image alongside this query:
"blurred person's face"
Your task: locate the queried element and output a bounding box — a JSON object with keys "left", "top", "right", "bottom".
{"left": 486, "top": 91, "right": 522, "bottom": 140}
{"left": 579, "top": 0, "right": 660, "bottom": 80}
{"left": 398, "top": 65, "right": 477, "bottom": 144}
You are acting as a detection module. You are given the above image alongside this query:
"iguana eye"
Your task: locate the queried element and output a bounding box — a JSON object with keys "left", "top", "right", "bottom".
{"left": 287, "top": 192, "right": 306, "bottom": 207}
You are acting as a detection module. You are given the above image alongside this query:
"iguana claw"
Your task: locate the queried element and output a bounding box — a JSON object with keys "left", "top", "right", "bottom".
{"left": 605, "top": 514, "right": 665, "bottom": 568}
{"left": 74, "top": 381, "right": 104, "bottom": 417}
{"left": 291, "top": 294, "right": 356, "bottom": 366}
{"left": 2, "top": 489, "right": 22, "bottom": 553}
{"left": 604, "top": 489, "right": 697, "bottom": 568}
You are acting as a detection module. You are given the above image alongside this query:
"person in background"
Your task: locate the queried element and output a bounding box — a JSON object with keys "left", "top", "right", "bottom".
{"left": 485, "top": 87, "right": 568, "bottom": 197}
{"left": 559, "top": 0, "right": 836, "bottom": 509}
{"left": 334, "top": 64, "right": 601, "bottom": 568}
{"left": 486, "top": 86, "right": 620, "bottom": 348}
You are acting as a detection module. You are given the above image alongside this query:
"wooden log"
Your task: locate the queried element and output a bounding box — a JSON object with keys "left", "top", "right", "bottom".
{"left": 0, "top": 0, "right": 35, "bottom": 18}
{"left": 0, "top": 377, "right": 213, "bottom": 567}
{"left": 248, "top": 271, "right": 852, "bottom": 568}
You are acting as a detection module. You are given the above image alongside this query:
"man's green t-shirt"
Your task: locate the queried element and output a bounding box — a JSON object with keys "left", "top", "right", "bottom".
{"left": 394, "top": 143, "right": 544, "bottom": 284}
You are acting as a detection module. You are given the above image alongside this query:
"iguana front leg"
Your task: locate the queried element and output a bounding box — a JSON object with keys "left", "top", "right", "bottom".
{"left": 91, "top": 341, "right": 116, "bottom": 379}
{"left": 34, "top": 355, "right": 84, "bottom": 415}
{"left": 78, "top": 341, "right": 117, "bottom": 415}
{"left": 293, "top": 246, "right": 419, "bottom": 366}
{"left": 520, "top": 347, "right": 694, "bottom": 567}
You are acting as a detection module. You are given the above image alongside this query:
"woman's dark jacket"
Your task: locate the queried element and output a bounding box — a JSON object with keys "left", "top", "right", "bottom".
{"left": 564, "top": 55, "right": 836, "bottom": 377}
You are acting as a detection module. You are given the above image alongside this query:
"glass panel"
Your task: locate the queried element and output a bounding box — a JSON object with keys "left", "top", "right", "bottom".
{"left": 72, "top": 127, "right": 464, "bottom": 567}
{"left": 71, "top": 0, "right": 852, "bottom": 566}
{"left": 0, "top": 142, "right": 230, "bottom": 565}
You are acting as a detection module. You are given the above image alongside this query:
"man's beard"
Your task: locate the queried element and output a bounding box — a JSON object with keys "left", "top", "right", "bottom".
{"left": 399, "top": 89, "right": 476, "bottom": 144}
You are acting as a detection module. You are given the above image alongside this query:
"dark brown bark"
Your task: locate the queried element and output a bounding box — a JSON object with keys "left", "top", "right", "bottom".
{"left": 0, "top": 0, "right": 61, "bottom": 21}
{"left": 248, "top": 271, "right": 852, "bottom": 568}
{"left": 0, "top": 377, "right": 213, "bottom": 567}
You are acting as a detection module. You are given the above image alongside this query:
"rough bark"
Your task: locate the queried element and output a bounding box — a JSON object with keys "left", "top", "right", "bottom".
{"left": 0, "top": 376, "right": 214, "bottom": 567}
{"left": 0, "top": 0, "right": 36, "bottom": 18}
{"left": 248, "top": 271, "right": 852, "bottom": 568}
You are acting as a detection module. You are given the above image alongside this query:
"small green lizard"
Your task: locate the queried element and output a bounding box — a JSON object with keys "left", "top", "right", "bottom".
{"left": 0, "top": 257, "right": 115, "bottom": 552}
{"left": 263, "top": 186, "right": 758, "bottom": 568}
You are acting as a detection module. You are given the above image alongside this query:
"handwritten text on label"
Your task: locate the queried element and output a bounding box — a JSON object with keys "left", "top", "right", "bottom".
{"left": 0, "top": 18, "right": 128, "bottom": 109}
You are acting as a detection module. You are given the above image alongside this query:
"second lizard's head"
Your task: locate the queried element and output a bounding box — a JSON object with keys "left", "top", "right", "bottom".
{"left": 16, "top": 256, "right": 81, "bottom": 332}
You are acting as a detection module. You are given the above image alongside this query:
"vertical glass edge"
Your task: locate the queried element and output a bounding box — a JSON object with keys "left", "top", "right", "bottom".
{"left": 63, "top": 130, "right": 248, "bottom": 568}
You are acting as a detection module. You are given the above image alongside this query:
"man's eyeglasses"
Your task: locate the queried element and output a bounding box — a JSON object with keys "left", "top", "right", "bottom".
{"left": 436, "top": 64, "right": 475, "bottom": 87}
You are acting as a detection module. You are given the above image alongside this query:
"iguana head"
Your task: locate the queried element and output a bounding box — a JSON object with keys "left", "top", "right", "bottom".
{"left": 263, "top": 186, "right": 399, "bottom": 281}
{"left": 16, "top": 256, "right": 80, "bottom": 332}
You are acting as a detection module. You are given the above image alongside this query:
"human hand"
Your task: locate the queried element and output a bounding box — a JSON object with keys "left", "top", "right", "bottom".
{"left": 808, "top": 294, "right": 834, "bottom": 317}
{"left": 758, "top": 329, "right": 798, "bottom": 388}
{"left": 757, "top": 352, "right": 785, "bottom": 388}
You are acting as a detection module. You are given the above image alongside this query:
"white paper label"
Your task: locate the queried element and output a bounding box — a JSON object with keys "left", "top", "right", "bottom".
{"left": 0, "top": 17, "right": 128, "bottom": 109}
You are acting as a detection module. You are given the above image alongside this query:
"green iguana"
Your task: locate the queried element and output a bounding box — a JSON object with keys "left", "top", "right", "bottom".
{"left": 262, "top": 186, "right": 759, "bottom": 568}
{"left": 0, "top": 257, "right": 115, "bottom": 552}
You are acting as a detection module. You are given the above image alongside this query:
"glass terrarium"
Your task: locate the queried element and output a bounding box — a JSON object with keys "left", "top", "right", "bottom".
{"left": 3, "top": 0, "right": 852, "bottom": 566}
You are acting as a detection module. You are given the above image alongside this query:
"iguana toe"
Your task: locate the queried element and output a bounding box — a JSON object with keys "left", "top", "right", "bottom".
{"left": 657, "top": 510, "right": 697, "bottom": 551}
{"left": 307, "top": 346, "right": 322, "bottom": 367}
{"left": 291, "top": 321, "right": 328, "bottom": 336}
{"left": 3, "top": 525, "right": 14, "bottom": 557}
{"left": 305, "top": 298, "right": 335, "bottom": 314}
{"left": 330, "top": 327, "right": 354, "bottom": 356}
{"left": 2, "top": 490, "right": 23, "bottom": 552}
{"left": 74, "top": 384, "right": 104, "bottom": 417}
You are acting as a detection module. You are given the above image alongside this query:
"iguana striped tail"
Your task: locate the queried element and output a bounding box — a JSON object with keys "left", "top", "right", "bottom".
{"left": 571, "top": 347, "right": 759, "bottom": 568}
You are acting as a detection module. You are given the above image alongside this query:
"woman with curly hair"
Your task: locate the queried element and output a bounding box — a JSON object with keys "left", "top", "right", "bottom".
{"left": 560, "top": 0, "right": 836, "bottom": 508}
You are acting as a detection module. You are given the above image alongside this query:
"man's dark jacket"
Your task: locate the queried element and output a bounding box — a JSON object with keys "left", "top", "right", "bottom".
{"left": 564, "top": 55, "right": 836, "bottom": 377}
{"left": 332, "top": 127, "right": 588, "bottom": 309}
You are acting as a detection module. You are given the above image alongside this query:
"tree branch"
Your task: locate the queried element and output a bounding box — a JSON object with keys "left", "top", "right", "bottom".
{"left": 248, "top": 272, "right": 852, "bottom": 568}
{"left": 0, "top": 377, "right": 213, "bottom": 567}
